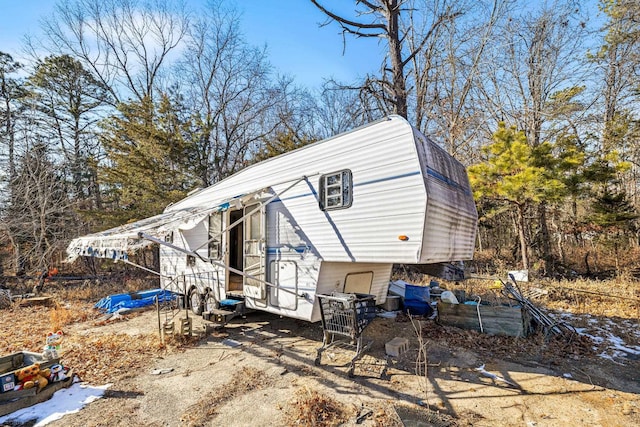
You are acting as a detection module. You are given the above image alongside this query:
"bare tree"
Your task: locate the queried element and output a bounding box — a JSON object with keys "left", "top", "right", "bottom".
{"left": 310, "top": 0, "right": 460, "bottom": 119}
{"left": 1, "top": 139, "right": 74, "bottom": 275}
{"left": 595, "top": 0, "right": 640, "bottom": 208}
{"left": 178, "top": 1, "right": 286, "bottom": 186}
{"left": 481, "top": 1, "right": 591, "bottom": 147}
{"left": 414, "top": 0, "right": 510, "bottom": 160}
{"left": 0, "top": 52, "right": 25, "bottom": 181}
{"left": 313, "top": 82, "right": 369, "bottom": 138}
{"left": 35, "top": 0, "right": 188, "bottom": 104}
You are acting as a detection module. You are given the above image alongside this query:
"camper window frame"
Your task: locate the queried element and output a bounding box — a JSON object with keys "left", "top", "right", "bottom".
{"left": 208, "top": 212, "right": 223, "bottom": 260}
{"left": 319, "top": 169, "right": 353, "bottom": 211}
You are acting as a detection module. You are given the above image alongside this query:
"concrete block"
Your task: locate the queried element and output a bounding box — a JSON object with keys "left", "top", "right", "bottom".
{"left": 385, "top": 337, "right": 409, "bottom": 357}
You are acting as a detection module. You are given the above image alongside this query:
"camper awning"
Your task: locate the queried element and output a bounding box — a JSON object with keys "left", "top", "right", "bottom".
{"left": 66, "top": 176, "right": 308, "bottom": 263}
{"left": 65, "top": 187, "right": 278, "bottom": 263}
{"left": 65, "top": 206, "right": 217, "bottom": 262}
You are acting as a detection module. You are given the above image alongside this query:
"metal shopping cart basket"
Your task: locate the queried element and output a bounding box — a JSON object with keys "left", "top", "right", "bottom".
{"left": 314, "top": 292, "right": 377, "bottom": 377}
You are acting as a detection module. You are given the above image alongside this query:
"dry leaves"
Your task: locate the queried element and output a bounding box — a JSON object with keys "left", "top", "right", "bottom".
{"left": 285, "top": 387, "right": 351, "bottom": 426}
{"left": 0, "top": 296, "right": 173, "bottom": 385}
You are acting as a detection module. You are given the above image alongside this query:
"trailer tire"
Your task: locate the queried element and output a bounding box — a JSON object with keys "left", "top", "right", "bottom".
{"left": 189, "top": 288, "right": 204, "bottom": 315}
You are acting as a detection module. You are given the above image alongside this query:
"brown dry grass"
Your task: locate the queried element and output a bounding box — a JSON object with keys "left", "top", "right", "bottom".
{"left": 48, "top": 277, "right": 157, "bottom": 303}
{"left": 0, "top": 277, "right": 192, "bottom": 387}
{"left": 444, "top": 277, "right": 639, "bottom": 320}
{"left": 368, "top": 403, "right": 405, "bottom": 427}
{"left": 425, "top": 323, "right": 595, "bottom": 365}
{"left": 284, "top": 387, "right": 352, "bottom": 427}
{"left": 0, "top": 303, "right": 95, "bottom": 353}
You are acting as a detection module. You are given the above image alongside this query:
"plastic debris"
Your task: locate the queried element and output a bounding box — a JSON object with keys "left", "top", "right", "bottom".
{"left": 475, "top": 364, "right": 518, "bottom": 388}
{"left": 95, "top": 289, "right": 177, "bottom": 313}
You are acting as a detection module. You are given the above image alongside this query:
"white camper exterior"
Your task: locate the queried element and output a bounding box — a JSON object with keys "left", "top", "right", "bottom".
{"left": 67, "top": 115, "right": 477, "bottom": 322}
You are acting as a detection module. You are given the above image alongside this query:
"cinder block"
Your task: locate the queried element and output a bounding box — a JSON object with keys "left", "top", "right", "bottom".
{"left": 385, "top": 337, "right": 409, "bottom": 357}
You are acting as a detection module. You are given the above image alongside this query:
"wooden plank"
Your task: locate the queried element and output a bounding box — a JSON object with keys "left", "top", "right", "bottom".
{"left": 0, "top": 362, "right": 14, "bottom": 374}
{"left": 18, "top": 296, "right": 53, "bottom": 307}
{"left": 0, "top": 354, "right": 23, "bottom": 375}
{"left": 437, "top": 302, "right": 525, "bottom": 337}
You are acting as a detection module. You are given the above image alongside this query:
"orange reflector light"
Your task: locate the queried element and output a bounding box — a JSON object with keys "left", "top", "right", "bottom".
{"left": 398, "top": 235, "right": 409, "bottom": 241}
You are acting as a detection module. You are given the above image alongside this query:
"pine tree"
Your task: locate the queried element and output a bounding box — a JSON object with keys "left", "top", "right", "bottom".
{"left": 469, "top": 123, "right": 565, "bottom": 269}
{"left": 253, "top": 130, "right": 315, "bottom": 162}
{"left": 27, "top": 54, "right": 110, "bottom": 207}
{"left": 94, "top": 95, "right": 197, "bottom": 227}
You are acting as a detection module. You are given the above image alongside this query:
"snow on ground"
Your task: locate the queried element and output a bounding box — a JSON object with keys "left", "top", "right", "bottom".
{"left": 551, "top": 311, "right": 640, "bottom": 363}
{"left": 0, "top": 382, "right": 110, "bottom": 427}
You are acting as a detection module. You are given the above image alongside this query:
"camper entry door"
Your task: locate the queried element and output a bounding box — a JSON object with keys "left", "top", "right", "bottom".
{"left": 243, "top": 203, "right": 267, "bottom": 300}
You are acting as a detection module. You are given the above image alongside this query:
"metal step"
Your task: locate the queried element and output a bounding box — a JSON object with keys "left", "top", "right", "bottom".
{"left": 203, "top": 308, "right": 241, "bottom": 323}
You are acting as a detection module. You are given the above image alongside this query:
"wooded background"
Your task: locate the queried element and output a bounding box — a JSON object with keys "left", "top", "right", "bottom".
{"left": 0, "top": 0, "right": 638, "bottom": 278}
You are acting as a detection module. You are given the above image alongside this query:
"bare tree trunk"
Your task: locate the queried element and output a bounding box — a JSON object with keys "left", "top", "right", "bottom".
{"left": 515, "top": 204, "right": 529, "bottom": 270}
{"left": 386, "top": 0, "right": 407, "bottom": 118}
{"left": 537, "top": 202, "right": 552, "bottom": 273}
{"left": 311, "top": 0, "right": 458, "bottom": 120}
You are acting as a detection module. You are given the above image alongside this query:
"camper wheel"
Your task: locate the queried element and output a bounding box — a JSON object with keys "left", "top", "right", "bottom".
{"left": 188, "top": 288, "right": 204, "bottom": 315}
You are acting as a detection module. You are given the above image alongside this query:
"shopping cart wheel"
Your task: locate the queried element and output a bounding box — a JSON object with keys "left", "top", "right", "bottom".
{"left": 347, "top": 364, "right": 355, "bottom": 378}
{"left": 380, "top": 367, "right": 390, "bottom": 381}
{"left": 314, "top": 352, "right": 322, "bottom": 366}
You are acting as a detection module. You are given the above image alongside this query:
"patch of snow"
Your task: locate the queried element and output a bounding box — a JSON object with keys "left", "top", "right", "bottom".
{"left": 549, "top": 310, "right": 638, "bottom": 363}
{"left": 0, "top": 382, "right": 111, "bottom": 427}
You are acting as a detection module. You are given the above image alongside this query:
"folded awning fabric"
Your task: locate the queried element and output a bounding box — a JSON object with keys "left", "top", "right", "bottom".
{"left": 65, "top": 206, "right": 215, "bottom": 262}
{"left": 66, "top": 185, "right": 280, "bottom": 263}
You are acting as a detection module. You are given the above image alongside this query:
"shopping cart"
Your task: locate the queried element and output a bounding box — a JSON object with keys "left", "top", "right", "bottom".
{"left": 314, "top": 292, "right": 377, "bottom": 377}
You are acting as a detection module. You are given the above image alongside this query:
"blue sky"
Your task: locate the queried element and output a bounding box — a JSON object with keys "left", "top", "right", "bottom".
{"left": 0, "top": 0, "right": 383, "bottom": 88}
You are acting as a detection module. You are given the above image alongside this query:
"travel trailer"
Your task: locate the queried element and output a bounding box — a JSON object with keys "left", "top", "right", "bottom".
{"left": 67, "top": 115, "right": 478, "bottom": 323}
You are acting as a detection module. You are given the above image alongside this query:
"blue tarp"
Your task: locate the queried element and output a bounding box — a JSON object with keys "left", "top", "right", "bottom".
{"left": 95, "top": 288, "right": 177, "bottom": 313}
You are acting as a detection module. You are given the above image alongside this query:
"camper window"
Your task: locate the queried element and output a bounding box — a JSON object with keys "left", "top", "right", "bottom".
{"left": 319, "top": 170, "right": 352, "bottom": 211}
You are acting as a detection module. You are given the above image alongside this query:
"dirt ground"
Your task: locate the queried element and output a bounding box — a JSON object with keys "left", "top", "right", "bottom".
{"left": 3, "top": 299, "right": 637, "bottom": 427}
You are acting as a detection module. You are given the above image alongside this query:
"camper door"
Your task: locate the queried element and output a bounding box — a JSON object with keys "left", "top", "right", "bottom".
{"left": 243, "top": 203, "right": 267, "bottom": 300}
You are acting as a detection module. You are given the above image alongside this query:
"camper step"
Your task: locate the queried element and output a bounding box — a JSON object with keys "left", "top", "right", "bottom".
{"left": 203, "top": 309, "right": 241, "bottom": 324}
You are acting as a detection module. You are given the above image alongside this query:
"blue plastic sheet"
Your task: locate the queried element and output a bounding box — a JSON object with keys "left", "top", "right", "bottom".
{"left": 95, "top": 289, "right": 177, "bottom": 313}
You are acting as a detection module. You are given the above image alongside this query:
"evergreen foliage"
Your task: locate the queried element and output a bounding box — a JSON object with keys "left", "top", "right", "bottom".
{"left": 94, "top": 95, "right": 197, "bottom": 227}
{"left": 469, "top": 123, "right": 565, "bottom": 206}
{"left": 253, "top": 130, "right": 316, "bottom": 162}
{"left": 27, "top": 54, "right": 110, "bottom": 205}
